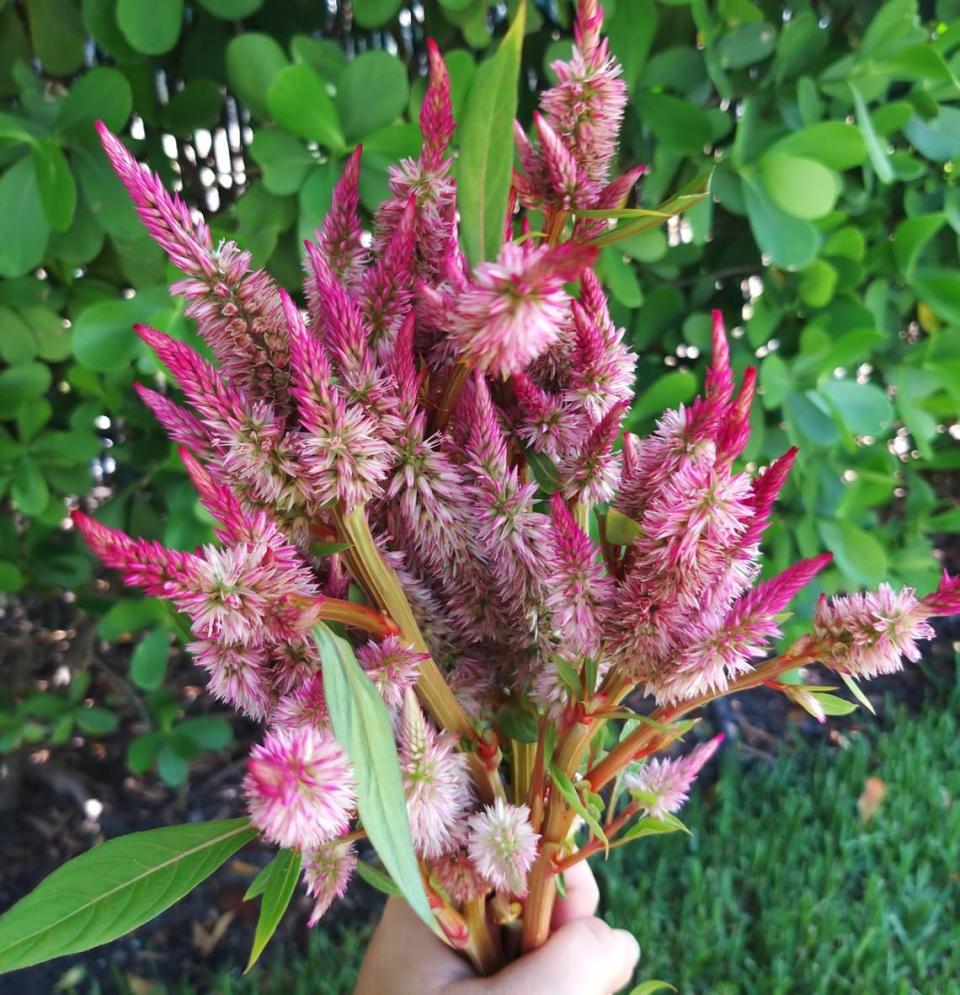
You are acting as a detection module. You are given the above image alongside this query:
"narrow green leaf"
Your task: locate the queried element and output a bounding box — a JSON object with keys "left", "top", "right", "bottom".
{"left": 810, "top": 692, "right": 859, "bottom": 717}
{"left": 550, "top": 765, "right": 609, "bottom": 854}
{"left": 840, "top": 674, "right": 876, "bottom": 716}
{"left": 245, "top": 848, "right": 301, "bottom": 972}
{"left": 356, "top": 860, "right": 402, "bottom": 897}
{"left": 629, "top": 981, "right": 678, "bottom": 995}
{"left": 314, "top": 624, "right": 435, "bottom": 932}
{"left": 457, "top": 1, "right": 526, "bottom": 265}
{"left": 851, "top": 84, "right": 893, "bottom": 184}
{"left": 526, "top": 448, "right": 563, "bottom": 494}
{"left": 615, "top": 813, "right": 690, "bottom": 847}
{"left": 0, "top": 819, "right": 256, "bottom": 973}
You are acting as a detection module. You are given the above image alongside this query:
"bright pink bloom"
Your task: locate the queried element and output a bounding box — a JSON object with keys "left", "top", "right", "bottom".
{"left": 189, "top": 639, "right": 274, "bottom": 721}
{"left": 244, "top": 725, "right": 356, "bottom": 850}
{"left": 466, "top": 799, "right": 540, "bottom": 896}
{"left": 357, "top": 636, "right": 426, "bottom": 714}
{"left": 273, "top": 672, "right": 328, "bottom": 730}
{"left": 451, "top": 243, "right": 595, "bottom": 376}
{"left": 625, "top": 735, "right": 724, "bottom": 820}
{"left": 813, "top": 584, "right": 936, "bottom": 679}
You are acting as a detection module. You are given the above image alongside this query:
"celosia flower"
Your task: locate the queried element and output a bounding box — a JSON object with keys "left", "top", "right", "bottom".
{"left": 303, "top": 841, "right": 357, "bottom": 926}
{"left": 451, "top": 243, "right": 594, "bottom": 376}
{"left": 244, "top": 726, "right": 355, "bottom": 850}
{"left": 357, "top": 636, "right": 426, "bottom": 715}
{"left": 466, "top": 799, "right": 540, "bottom": 896}
{"left": 400, "top": 692, "right": 473, "bottom": 859}
{"left": 272, "top": 672, "right": 327, "bottom": 729}
{"left": 813, "top": 584, "right": 936, "bottom": 679}
{"left": 434, "top": 847, "right": 487, "bottom": 905}
{"left": 625, "top": 735, "right": 724, "bottom": 820}
{"left": 189, "top": 640, "right": 274, "bottom": 721}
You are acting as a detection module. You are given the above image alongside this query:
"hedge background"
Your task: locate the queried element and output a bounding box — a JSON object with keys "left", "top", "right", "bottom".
{"left": 1, "top": 0, "right": 960, "bottom": 781}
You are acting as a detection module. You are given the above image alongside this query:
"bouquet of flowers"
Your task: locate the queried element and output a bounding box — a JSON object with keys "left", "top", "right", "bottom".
{"left": 2, "top": 0, "right": 958, "bottom": 980}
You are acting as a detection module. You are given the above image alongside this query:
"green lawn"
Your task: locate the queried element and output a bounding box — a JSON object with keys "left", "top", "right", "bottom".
{"left": 199, "top": 681, "right": 960, "bottom": 995}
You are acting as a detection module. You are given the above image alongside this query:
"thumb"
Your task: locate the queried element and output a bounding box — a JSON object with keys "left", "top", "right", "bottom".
{"left": 455, "top": 917, "right": 640, "bottom": 995}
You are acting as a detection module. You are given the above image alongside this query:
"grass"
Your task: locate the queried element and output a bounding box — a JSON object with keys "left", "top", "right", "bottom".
{"left": 195, "top": 683, "right": 960, "bottom": 995}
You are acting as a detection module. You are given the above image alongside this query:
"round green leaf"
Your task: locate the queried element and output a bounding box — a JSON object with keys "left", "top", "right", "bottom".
{"left": 81, "top": 0, "right": 142, "bottom": 64}
{"left": 819, "top": 379, "right": 894, "bottom": 437}
{"left": 798, "top": 259, "right": 838, "bottom": 308}
{"left": 267, "top": 63, "right": 344, "bottom": 149}
{"left": 0, "top": 819, "right": 257, "bottom": 972}
{"left": 0, "top": 307, "right": 38, "bottom": 365}
{"left": 75, "top": 706, "right": 120, "bottom": 735}
{"left": 73, "top": 299, "right": 141, "bottom": 372}
{"left": 163, "top": 79, "right": 223, "bottom": 135}
{"left": 290, "top": 35, "right": 347, "bottom": 85}
{"left": 117, "top": 0, "right": 182, "bottom": 55}
{"left": 32, "top": 140, "right": 76, "bottom": 233}
{"left": 759, "top": 353, "right": 791, "bottom": 410}
{"left": 59, "top": 67, "right": 133, "bottom": 136}
{"left": 627, "top": 370, "right": 698, "bottom": 427}
{"left": 26, "top": 0, "right": 86, "bottom": 76}
{"left": 336, "top": 51, "right": 409, "bottom": 142}
{"left": 250, "top": 128, "right": 314, "bottom": 196}
{"left": 130, "top": 627, "right": 171, "bottom": 691}
{"left": 818, "top": 519, "right": 888, "bottom": 588}
{"left": 0, "top": 561, "right": 25, "bottom": 593}
{"left": 0, "top": 156, "right": 50, "bottom": 279}
{"left": 0, "top": 363, "right": 52, "bottom": 419}
{"left": 784, "top": 390, "right": 839, "bottom": 446}
{"left": 634, "top": 91, "right": 714, "bottom": 153}
{"left": 11, "top": 458, "right": 49, "bottom": 516}
{"left": 904, "top": 107, "right": 960, "bottom": 162}
{"left": 758, "top": 154, "right": 839, "bottom": 220}
{"left": 195, "top": 0, "right": 263, "bottom": 16}
{"left": 352, "top": 0, "right": 402, "bottom": 27}
{"left": 716, "top": 21, "right": 777, "bottom": 69}
{"left": 742, "top": 173, "right": 819, "bottom": 270}
{"left": 298, "top": 161, "right": 340, "bottom": 244}
{"left": 73, "top": 144, "right": 143, "bottom": 241}
{"left": 766, "top": 122, "right": 866, "bottom": 171}
{"left": 226, "top": 33, "right": 289, "bottom": 119}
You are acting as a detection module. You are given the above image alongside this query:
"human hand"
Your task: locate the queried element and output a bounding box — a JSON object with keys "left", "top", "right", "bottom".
{"left": 354, "top": 862, "right": 640, "bottom": 995}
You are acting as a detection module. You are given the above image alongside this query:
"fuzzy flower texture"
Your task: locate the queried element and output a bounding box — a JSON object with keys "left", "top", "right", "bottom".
{"left": 74, "top": 0, "right": 960, "bottom": 939}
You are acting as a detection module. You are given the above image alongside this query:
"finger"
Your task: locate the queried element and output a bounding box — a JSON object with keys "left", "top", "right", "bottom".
{"left": 551, "top": 859, "right": 600, "bottom": 929}
{"left": 454, "top": 917, "right": 640, "bottom": 995}
{"left": 355, "top": 899, "right": 475, "bottom": 995}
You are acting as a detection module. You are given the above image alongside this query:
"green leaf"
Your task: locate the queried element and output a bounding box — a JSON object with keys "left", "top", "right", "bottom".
{"left": 176, "top": 716, "right": 233, "bottom": 751}
{"left": 246, "top": 848, "right": 301, "bottom": 972}
{"left": 0, "top": 363, "right": 52, "bottom": 420}
{"left": 195, "top": 0, "right": 263, "bottom": 16}
{"left": 0, "top": 819, "right": 256, "bottom": 972}
{"left": 851, "top": 84, "right": 893, "bottom": 184}
{"left": 457, "top": 2, "right": 526, "bottom": 266}
{"left": 904, "top": 107, "right": 960, "bottom": 163}
{"left": 758, "top": 154, "right": 838, "bottom": 220}
{"left": 268, "top": 64, "right": 344, "bottom": 150}
{"left": 759, "top": 354, "right": 792, "bottom": 409}
{"left": 352, "top": 0, "right": 401, "bottom": 28}
{"left": 0, "top": 156, "right": 49, "bottom": 279}
{"left": 496, "top": 701, "right": 539, "bottom": 744}
{"left": 226, "top": 33, "right": 289, "bottom": 119}
{"left": 742, "top": 172, "right": 819, "bottom": 270}
{"left": 840, "top": 673, "right": 876, "bottom": 716}
{"left": 615, "top": 813, "right": 689, "bottom": 846}
{"left": 818, "top": 519, "right": 888, "bottom": 588}
{"left": 634, "top": 91, "right": 714, "bottom": 154}
{"left": 628, "top": 982, "right": 678, "bottom": 995}
{"left": 164, "top": 79, "right": 224, "bottom": 135}
{"left": 26, "top": 0, "right": 86, "bottom": 76}
{"left": 0, "top": 307, "right": 37, "bottom": 365}
{"left": 58, "top": 67, "right": 133, "bottom": 136}
{"left": 11, "top": 458, "right": 49, "bottom": 516}
{"left": 627, "top": 371, "right": 698, "bottom": 427}
{"left": 250, "top": 129, "right": 314, "bottom": 196}
{"left": 355, "top": 859, "right": 402, "bottom": 897}
{"left": 550, "top": 764, "right": 609, "bottom": 853}
{"left": 809, "top": 692, "right": 858, "bottom": 717}
{"left": 716, "top": 22, "right": 776, "bottom": 69}
{"left": 130, "top": 628, "right": 170, "bottom": 691}
{"left": 818, "top": 380, "right": 893, "bottom": 438}
{"left": 73, "top": 299, "right": 141, "bottom": 372}
{"left": 766, "top": 122, "right": 866, "bottom": 171}
{"left": 116, "top": 0, "right": 182, "bottom": 55}
{"left": 605, "top": 508, "right": 643, "bottom": 546}
{"left": 785, "top": 391, "right": 839, "bottom": 447}
{"left": 314, "top": 623, "right": 435, "bottom": 932}
{"left": 335, "top": 51, "right": 409, "bottom": 143}
{"left": 32, "top": 140, "right": 76, "bottom": 233}
{"left": 893, "top": 214, "right": 945, "bottom": 278}
{"left": 75, "top": 706, "right": 119, "bottom": 735}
